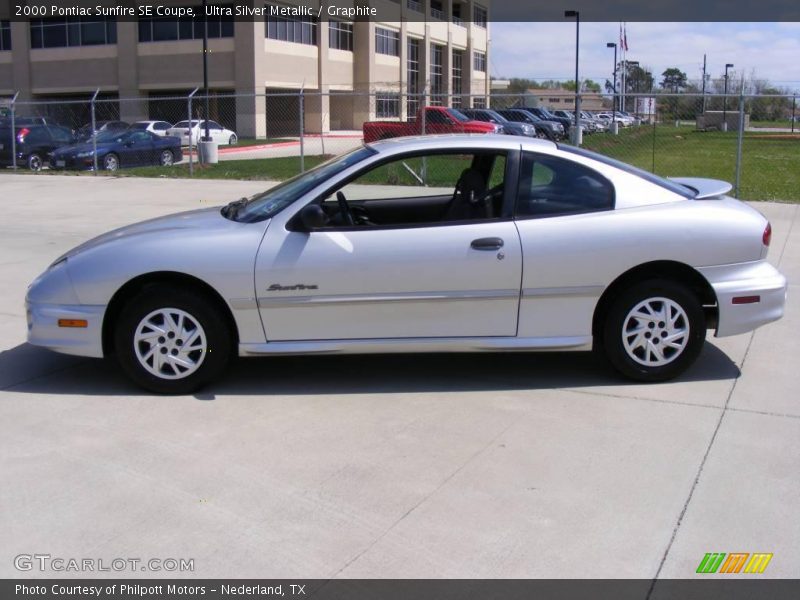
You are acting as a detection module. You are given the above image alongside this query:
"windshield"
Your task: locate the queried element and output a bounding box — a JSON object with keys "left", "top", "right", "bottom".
{"left": 485, "top": 110, "right": 508, "bottom": 123}
{"left": 232, "top": 146, "right": 377, "bottom": 223}
{"left": 447, "top": 109, "right": 471, "bottom": 123}
{"left": 130, "top": 123, "right": 149, "bottom": 130}
{"left": 558, "top": 144, "right": 695, "bottom": 199}
{"left": 95, "top": 130, "right": 130, "bottom": 144}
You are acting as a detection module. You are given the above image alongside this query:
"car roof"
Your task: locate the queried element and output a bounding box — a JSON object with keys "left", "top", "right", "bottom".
{"left": 367, "top": 133, "right": 557, "bottom": 154}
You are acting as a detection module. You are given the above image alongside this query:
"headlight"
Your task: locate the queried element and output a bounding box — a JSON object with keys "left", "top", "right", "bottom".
{"left": 75, "top": 151, "right": 94, "bottom": 158}
{"left": 523, "top": 124, "right": 534, "bottom": 134}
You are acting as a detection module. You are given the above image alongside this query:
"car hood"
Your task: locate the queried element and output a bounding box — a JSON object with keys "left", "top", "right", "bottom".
{"left": 55, "top": 207, "right": 239, "bottom": 263}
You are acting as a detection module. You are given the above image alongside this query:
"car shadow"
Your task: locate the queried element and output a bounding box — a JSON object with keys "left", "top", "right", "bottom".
{"left": 0, "top": 341, "right": 741, "bottom": 397}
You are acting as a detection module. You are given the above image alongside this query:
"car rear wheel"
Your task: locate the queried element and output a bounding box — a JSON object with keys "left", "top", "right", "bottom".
{"left": 114, "top": 285, "right": 233, "bottom": 394}
{"left": 228, "top": 134, "right": 237, "bottom": 145}
{"left": 603, "top": 279, "right": 706, "bottom": 382}
{"left": 27, "top": 153, "right": 43, "bottom": 171}
{"left": 103, "top": 153, "right": 119, "bottom": 171}
{"left": 159, "top": 149, "right": 174, "bottom": 166}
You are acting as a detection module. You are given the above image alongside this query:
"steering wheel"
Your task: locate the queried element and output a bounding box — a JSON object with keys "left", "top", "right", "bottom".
{"left": 336, "top": 191, "right": 355, "bottom": 226}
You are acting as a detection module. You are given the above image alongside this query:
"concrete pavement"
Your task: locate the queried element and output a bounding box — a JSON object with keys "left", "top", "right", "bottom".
{"left": 0, "top": 174, "right": 797, "bottom": 579}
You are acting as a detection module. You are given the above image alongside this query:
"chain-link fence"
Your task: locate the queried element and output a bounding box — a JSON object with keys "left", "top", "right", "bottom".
{"left": 1, "top": 89, "right": 798, "bottom": 201}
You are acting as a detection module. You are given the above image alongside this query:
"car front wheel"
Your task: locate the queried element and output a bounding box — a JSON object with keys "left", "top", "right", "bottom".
{"left": 159, "top": 149, "right": 174, "bottom": 166}
{"left": 603, "top": 279, "right": 706, "bottom": 382}
{"left": 114, "top": 286, "right": 233, "bottom": 394}
{"left": 103, "top": 153, "right": 119, "bottom": 171}
{"left": 228, "top": 134, "right": 237, "bottom": 145}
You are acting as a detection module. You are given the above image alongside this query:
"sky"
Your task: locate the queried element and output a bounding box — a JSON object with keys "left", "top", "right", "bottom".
{"left": 489, "top": 22, "right": 800, "bottom": 92}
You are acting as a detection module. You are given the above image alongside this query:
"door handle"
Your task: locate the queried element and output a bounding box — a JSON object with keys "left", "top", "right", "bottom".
{"left": 471, "top": 237, "right": 504, "bottom": 251}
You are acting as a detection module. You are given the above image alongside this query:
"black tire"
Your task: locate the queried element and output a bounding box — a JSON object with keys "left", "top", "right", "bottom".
{"left": 27, "top": 153, "right": 43, "bottom": 171}
{"left": 602, "top": 279, "right": 706, "bottom": 382}
{"left": 103, "top": 153, "right": 119, "bottom": 171}
{"left": 114, "top": 285, "right": 233, "bottom": 394}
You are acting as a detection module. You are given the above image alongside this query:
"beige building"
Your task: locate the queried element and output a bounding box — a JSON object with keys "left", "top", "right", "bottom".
{"left": 526, "top": 88, "right": 608, "bottom": 112}
{"left": 0, "top": 0, "right": 491, "bottom": 137}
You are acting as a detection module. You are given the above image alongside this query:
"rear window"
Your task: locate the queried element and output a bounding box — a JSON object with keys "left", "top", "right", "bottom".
{"left": 130, "top": 123, "right": 149, "bottom": 130}
{"left": 557, "top": 144, "right": 695, "bottom": 199}
{"left": 173, "top": 121, "right": 197, "bottom": 128}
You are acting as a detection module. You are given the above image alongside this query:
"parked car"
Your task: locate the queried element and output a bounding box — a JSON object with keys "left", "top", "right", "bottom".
{"left": 596, "top": 112, "right": 633, "bottom": 127}
{"left": 362, "top": 106, "right": 498, "bottom": 142}
{"left": 581, "top": 111, "right": 609, "bottom": 132}
{"left": 0, "top": 123, "right": 76, "bottom": 170}
{"left": 26, "top": 135, "right": 786, "bottom": 393}
{"left": 130, "top": 120, "right": 174, "bottom": 137}
{"left": 496, "top": 109, "right": 565, "bottom": 140}
{"left": 517, "top": 107, "right": 573, "bottom": 135}
{"left": 76, "top": 120, "right": 130, "bottom": 141}
{"left": 551, "top": 109, "right": 597, "bottom": 134}
{"left": 166, "top": 120, "right": 238, "bottom": 146}
{"left": 49, "top": 129, "right": 182, "bottom": 171}
{"left": 460, "top": 108, "right": 538, "bottom": 138}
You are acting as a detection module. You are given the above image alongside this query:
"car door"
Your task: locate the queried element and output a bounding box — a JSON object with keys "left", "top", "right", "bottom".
{"left": 208, "top": 121, "right": 225, "bottom": 143}
{"left": 514, "top": 150, "right": 616, "bottom": 340}
{"left": 254, "top": 148, "right": 522, "bottom": 341}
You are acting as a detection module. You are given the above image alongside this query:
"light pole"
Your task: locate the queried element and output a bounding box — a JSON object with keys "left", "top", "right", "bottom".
{"left": 723, "top": 63, "right": 734, "bottom": 132}
{"left": 607, "top": 42, "right": 618, "bottom": 134}
{"left": 565, "top": 10, "right": 581, "bottom": 144}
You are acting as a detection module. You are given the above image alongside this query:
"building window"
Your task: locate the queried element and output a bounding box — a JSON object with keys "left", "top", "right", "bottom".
{"left": 451, "top": 50, "right": 463, "bottom": 107}
{"left": 431, "top": 1, "right": 445, "bottom": 20}
{"left": 328, "top": 20, "right": 352, "bottom": 51}
{"left": 0, "top": 20, "right": 10, "bottom": 51}
{"left": 265, "top": 6, "right": 317, "bottom": 45}
{"left": 473, "top": 5, "right": 487, "bottom": 28}
{"left": 407, "top": 37, "right": 421, "bottom": 118}
{"left": 138, "top": 8, "right": 234, "bottom": 42}
{"left": 451, "top": 3, "right": 464, "bottom": 26}
{"left": 376, "top": 94, "right": 401, "bottom": 118}
{"left": 549, "top": 98, "right": 561, "bottom": 103}
{"left": 473, "top": 51, "right": 486, "bottom": 73}
{"left": 472, "top": 97, "right": 487, "bottom": 109}
{"left": 430, "top": 43, "right": 445, "bottom": 106}
{"left": 407, "top": 0, "right": 422, "bottom": 12}
{"left": 375, "top": 27, "right": 399, "bottom": 56}
{"left": 30, "top": 17, "right": 117, "bottom": 48}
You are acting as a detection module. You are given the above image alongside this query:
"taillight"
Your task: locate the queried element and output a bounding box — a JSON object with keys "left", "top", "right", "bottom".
{"left": 17, "top": 127, "right": 30, "bottom": 143}
{"left": 762, "top": 222, "right": 772, "bottom": 247}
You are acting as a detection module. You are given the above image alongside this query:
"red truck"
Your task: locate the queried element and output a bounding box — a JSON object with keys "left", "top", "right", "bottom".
{"left": 362, "top": 106, "right": 499, "bottom": 143}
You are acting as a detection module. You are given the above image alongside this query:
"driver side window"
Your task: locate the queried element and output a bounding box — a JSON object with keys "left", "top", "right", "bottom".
{"left": 311, "top": 150, "right": 508, "bottom": 229}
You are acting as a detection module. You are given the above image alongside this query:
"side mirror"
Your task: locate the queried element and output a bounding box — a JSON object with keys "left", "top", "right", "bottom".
{"left": 299, "top": 204, "right": 327, "bottom": 230}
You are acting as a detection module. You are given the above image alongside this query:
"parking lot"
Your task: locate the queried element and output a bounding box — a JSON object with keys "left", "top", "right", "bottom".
{"left": 0, "top": 173, "right": 797, "bottom": 579}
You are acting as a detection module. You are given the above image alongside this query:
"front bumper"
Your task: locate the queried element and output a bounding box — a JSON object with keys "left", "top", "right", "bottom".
{"left": 26, "top": 300, "right": 105, "bottom": 357}
{"left": 698, "top": 260, "right": 787, "bottom": 337}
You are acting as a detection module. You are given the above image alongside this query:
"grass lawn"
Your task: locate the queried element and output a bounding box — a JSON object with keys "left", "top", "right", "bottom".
{"left": 119, "top": 156, "right": 330, "bottom": 180}
{"left": 749, "top": 119, "right": 798, "bottom": 129}
{"left": 582, "top": 126, "right": 800, "bottom": 201}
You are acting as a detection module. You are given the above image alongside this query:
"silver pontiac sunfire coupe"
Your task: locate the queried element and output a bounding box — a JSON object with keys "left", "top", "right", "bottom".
{"left": 26, "top": 135, "right": 787, "bottom": 393}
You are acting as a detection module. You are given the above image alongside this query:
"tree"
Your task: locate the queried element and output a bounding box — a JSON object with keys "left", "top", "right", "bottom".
{"left": 660, "top": 68, "right": 688, "bottom": 92}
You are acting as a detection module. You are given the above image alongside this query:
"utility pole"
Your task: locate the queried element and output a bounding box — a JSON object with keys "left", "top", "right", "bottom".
{"left": 701, "top": 54, "right": 707, "bottom": 114}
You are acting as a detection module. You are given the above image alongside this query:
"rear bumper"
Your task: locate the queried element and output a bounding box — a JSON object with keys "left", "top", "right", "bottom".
{"left": 698, "top": 261, "right": 787, "bottom": 337}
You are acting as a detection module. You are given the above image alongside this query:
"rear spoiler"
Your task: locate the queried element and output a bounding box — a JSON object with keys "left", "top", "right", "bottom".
{"left": 668, "top": 177, "right": 733, "bottom": 199}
